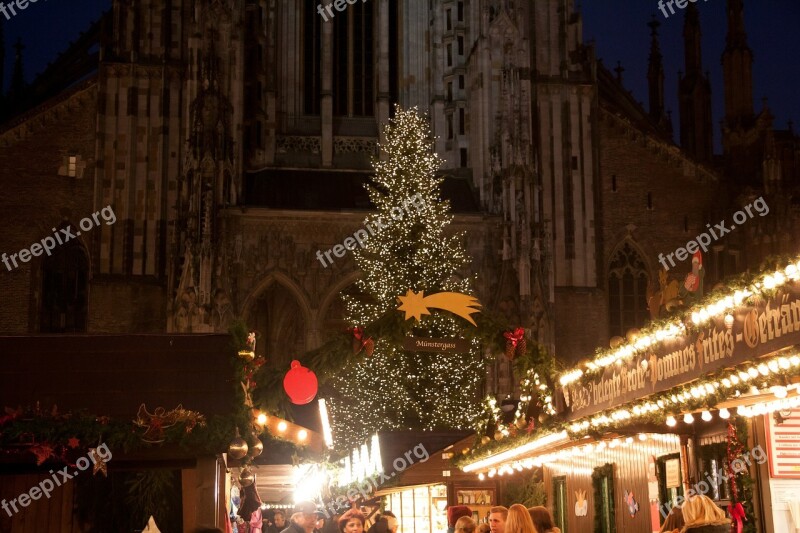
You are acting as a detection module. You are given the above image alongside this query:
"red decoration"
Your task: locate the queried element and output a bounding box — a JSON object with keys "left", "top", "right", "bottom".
{"left": 726, "top": 422, "right": 747, "bottom": 533}
{"left": 283, "top": 361, "right": 319, "bottom": 405}
{"left": 352, "top": 327, "right": 375, "bottom": 357}
{"left": 503, "top": 328, "right": 527, "bottom": 360}
{"left": 0, "top": 407, "right": 22, "bottom": 426}
{"left": 67, "top": 437, "right": 81, "bottom": 449}
{"left": 30, "top": 443, "right": 55, "bottom": 465}
{"left": 729, "top": 502, "right": 745, "bottom": 533}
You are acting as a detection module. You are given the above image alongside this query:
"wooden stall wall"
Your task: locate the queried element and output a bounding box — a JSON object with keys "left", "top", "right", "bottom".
{"left": 543, "top": 436, "right": 680, "bottom": 533}
{"left": 0, "top": 473, "right": 78, "bottom": 533}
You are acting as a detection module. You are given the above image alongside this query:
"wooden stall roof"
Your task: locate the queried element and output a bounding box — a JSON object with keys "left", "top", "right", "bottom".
{"left": 375, "top": 432, "right": 495, "bottom": 493}
{"left": 375, "top": 430, "right": 472, "bottom": 476}
{"left": 0, "top": 334, "right": 236, "bottom": 417}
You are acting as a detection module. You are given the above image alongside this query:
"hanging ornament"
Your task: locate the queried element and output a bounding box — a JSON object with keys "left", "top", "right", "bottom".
{"left": 624, "top": 490, "right": 639, "bottom": 517}
{"left": 67, "top": 437, "right": 81, "bottom": 449}
{"left": 503, "top": 328, "right": 527, "bottom": 360}
{"left": 248, "top": 437, "right": 263, "bottom": 458}
{"left": 493, "top": 430, "right": 503, "bottom": 441}
{"left": 228, "top": 429, "right": 249, "bottom": 460}
{"left": 238, "top": 332, "right": 257, "bottom": 361}
{"left": 239, "top": 467, "right": 255, "bottom": 487}
{"left": 133, "top": 404, "right": 205, "bottom": 443}
{"left": 283, "top": 360, "right": 318, "bottom": 405}
{"left": 90, "top": 447, "right": 109, "bottom": 477}
{"left": 574, "top": 490, "right": 588, "bottom": 517}
{"left": 352, "top": 327, "right": 375, "bottom": 357}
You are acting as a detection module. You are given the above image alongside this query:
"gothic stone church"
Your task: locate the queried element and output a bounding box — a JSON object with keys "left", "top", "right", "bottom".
{"left": 0, "top": 0, "right": 797, "bottom": 390}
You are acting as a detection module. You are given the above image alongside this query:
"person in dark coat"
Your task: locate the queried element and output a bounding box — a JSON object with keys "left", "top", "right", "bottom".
{"left": 281, "top": 502, "right": 319, "bottom": 533}
{"left": 366, "top": 511, "right": 396, "bottom": 533}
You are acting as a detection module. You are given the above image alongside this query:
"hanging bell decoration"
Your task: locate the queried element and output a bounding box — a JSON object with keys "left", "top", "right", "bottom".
{"left": 228, "top": 430, "right": 249, "bottom": 460}
{"left": 239, "top": 467, "right": 255, "bottom": 487}
{"left": 248, "top": 437, "right": 264, "bottom": 458}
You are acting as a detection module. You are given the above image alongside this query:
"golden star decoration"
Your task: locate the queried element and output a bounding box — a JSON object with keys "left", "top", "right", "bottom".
{"left": 89, "top": 448, "right": 108, "bottom": 477}
{"left": 396, "top": 290, "right": 481, "bottom": 326}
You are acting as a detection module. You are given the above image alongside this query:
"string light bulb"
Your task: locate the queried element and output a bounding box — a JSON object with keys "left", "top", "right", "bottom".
{"left": 666, "top": 416, "right": 677, "bottom": 427}
{"left": 701, "top": 411, "right": 712, "bottom": 422}
{"left": 683, "top": 413, "right": 695, "bottom": 424}
{"left": 719, "top": 408, "right": 730, "bottom": 419}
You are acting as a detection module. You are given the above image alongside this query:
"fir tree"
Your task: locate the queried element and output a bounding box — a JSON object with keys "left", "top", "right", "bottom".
{"left": 327, "top": 107, "right": 485, "bottom": 449}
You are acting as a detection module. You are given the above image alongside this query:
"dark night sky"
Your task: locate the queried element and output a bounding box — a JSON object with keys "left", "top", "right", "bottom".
{"left": 4, "top": 1, "right": 799, "bottom": 154}
{"left": 581, "top": 0, "right": 800, "bottom": 151}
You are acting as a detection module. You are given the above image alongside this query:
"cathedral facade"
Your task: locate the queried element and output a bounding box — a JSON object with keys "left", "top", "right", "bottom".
{"left": 0, "top": 0, "right": 797, "bottom": 394}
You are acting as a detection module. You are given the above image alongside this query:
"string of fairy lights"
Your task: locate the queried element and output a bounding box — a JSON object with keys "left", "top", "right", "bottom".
{"left": 476, "top": 369, "right": 556, "bottom": 438}
{"left": 327, "top": 108, "right": 484, "bottom": 450}
{"left": 475, "top": 434, "right": 681, "bottom": 479}
{"left": 460, "top": 257, "right": 800, "bottom": 474}
{"left": 558, "top": 257, "right": 800, "bottom": 388}
{"left": 565, "top": 350, "right": 800, "bottom": 438}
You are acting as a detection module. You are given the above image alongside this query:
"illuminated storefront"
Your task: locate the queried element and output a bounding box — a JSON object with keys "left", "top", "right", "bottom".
{"left": 460, "top": 261, "right": 800, "bottom": 533}
{"left": 386, "top": 484, "right": 448, "bottom": 533}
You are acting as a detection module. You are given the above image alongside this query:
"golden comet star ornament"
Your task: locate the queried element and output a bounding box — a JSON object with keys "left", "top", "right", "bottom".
{"left": 397, "top": 290, "right": 481, "bottom": 326}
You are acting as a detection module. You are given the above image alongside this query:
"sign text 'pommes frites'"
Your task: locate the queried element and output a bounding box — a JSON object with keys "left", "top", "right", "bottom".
{"left": 563, "top": 284, "right": 800, "bottom": 420}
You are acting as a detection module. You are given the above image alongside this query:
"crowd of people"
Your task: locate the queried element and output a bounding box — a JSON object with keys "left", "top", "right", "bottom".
{"left": 195, "top": 491, "right": 730, "bottom": 533}
{"left": 444, "top": 504, "right": 560, "bottom": 533}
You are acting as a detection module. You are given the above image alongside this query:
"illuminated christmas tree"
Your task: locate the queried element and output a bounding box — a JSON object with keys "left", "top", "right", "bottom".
{"left": 327, "top": 107, "right": 485, "bottom": 449}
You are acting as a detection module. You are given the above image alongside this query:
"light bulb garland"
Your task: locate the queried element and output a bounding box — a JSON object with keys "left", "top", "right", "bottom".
{"left": 458, "top": 348, "right": 800, "bottom": 470}
{"left": 559, "top": 257, "right": 800, "bottom": 387}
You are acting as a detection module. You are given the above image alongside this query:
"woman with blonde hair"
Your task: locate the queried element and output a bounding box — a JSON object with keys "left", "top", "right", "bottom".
{"left": 505, "top": 504, "right": 536, "bottom": 533}
{"left": 527, "top": 507, "right": 560, "bottom": 533}
{"left": 454, "top": 516, "right": 477, "bottom": 533}
{"left": 680, "top": 495, "right": 730, "bottom": 533}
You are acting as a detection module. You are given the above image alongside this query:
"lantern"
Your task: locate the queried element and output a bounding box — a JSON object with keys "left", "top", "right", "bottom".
{"left": 283, "top": 360, "right": 318, "bottom": 405}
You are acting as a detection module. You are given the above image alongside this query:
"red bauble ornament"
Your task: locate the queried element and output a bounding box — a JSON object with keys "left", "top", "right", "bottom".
{"left": 283, "top": 360, "right": 318, "bottom": 405}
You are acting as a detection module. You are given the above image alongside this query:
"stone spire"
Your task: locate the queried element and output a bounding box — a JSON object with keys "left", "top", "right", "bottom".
{"left": 722, "top": 0, "right": 754, "bottom": 129}
{"left": 678, "top": 5, "right": 713, "bottom": 162}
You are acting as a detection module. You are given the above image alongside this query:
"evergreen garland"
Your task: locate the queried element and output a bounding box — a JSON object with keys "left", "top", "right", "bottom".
{"left": 591, "top": 463, "right": 616, "bottom": 533}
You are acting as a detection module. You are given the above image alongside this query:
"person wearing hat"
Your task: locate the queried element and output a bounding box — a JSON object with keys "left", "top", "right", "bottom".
{"left": 281, "top": 502, "right": 319, "bottom": 533}
{"left": 447, "top": 506, "right": 473, "bottom": 533}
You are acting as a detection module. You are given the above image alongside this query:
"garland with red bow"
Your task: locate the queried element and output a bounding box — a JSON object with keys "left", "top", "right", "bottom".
{"left": 726, "top": 422, "right": 746, "bottom": 533}
{"left": 352, "top": 327, "right": 374, "bottom": 357}
{"left": 503, "top": 328, "right": 527, "bottom": 360}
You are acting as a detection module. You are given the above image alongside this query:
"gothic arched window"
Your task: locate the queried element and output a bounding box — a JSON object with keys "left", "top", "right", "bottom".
{"left": 40, "top": 238, "right": 89, "bottom": 333}
{"left": 303, "top": 0, "right": 323, "bottom": 116}
{"left": 607, "top": 242, "right": 649, "bottom": 337}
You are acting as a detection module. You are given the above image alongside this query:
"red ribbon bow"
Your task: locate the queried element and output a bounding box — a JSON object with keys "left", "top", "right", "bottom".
{"left": 352, "top": 327, "right": 374, "bottom": 356}
{"left": 729, "top": 502, "right": 745, "bottom": 533}
{"left": 503, "top": 328, "right": 526, "bottom": 360}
